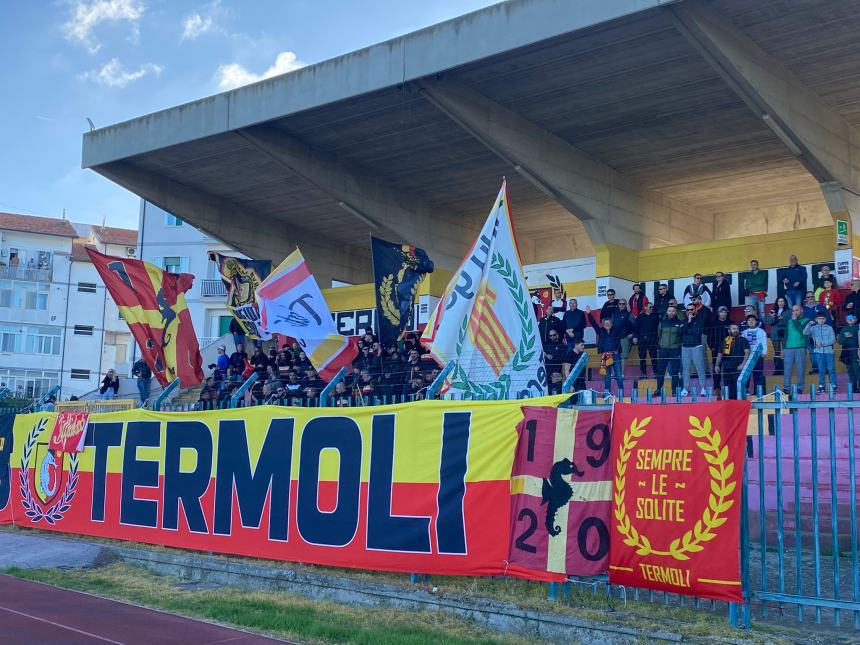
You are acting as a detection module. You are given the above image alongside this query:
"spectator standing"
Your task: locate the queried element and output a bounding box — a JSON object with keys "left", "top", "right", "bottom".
{"left": 683, "top": 274, "right": 712, "bottom": 308}
{"left": 656, "top": 305, "right": 685, "bottom": 395}
{"left": 740, "top": 315, "right": 768, "bottom": 394}
{"left": 250, "top": 346, "right": 269, "bottom": 377}
{"left": 229, "top": 343, "right": 248, "bottom": 373}
{"left": 600, "top": 289, "right": 620, "bottom": 321}
{"left": 99, "top": 369, "right": 120, "bottom": 400}
{"left": 715, "top": 324, "right": 749, "bottom": 400}
{"left": 803, "top": 291, "right": 832, "bottom": 326}
{"left": 744, "top": 260, "right": 768, "bottom": 321}
{"left": 542, "top": 330, "right": 567, "bottom": 381}
{"left": 562, "top": 299, "right": 586, "bottom": 342}
{"left": 680, "top": 303, "right": 708, "bottom": 397}
{"left": 629, "top": 283, "right": 649, "bottom": 317}
{"left": 613, "top": 299, "right": 635, "bottom": 361}
{"left": 804, "top": 314, "right": 837, "bottom": 393}
{"left": 818, "top": 278, "right": 843, "bottom": 323}
{"left": 132, "top": 357, "right": 152, "bottom": 406}
{"left": 711, "top": 271, "right": 732, "bottom": 313}
{"left": 538, "top": 305, "right": 564, "bottom": 344}
{"left": 844, "top": 279, "right": 860, "bottom": 317}
{"left": 653, "top": 284, "right": 673, "bottom": 319}
{"left": 783, "top": 305, "right": 810, "bottom": 394}
{"left": 838, "top": 314, "right": 860, "bottom": 390}
{"left": 632, "top": 302, "right": 659, "bottom": 377}
{"left": 708, "top": 307, "right": 733, "bottom": 394}
{"left": 229, "top": 318, "right": 246, "bottom": 352}
{"left": 778, "top": 255, "right": 807, "bottom": 307}
{"left": 584, "top": 307, "right": 625, "bottom": 396}
{"left": 562, "top": 339, "right": 588, "bottom": 399}
{"left": 813, "top": 265, "right": 833, "bottom": 296}
{"left": 766, "top": 296, "right": 790, "bottom": 376}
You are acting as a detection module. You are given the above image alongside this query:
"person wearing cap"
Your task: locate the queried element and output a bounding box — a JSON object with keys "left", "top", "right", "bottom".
{"left": 839, "top": 314, "right": 860, "bottom": 391}
{"left": 804, "top": 313, "right": 837, "bottom": 393}
{"left": 743, "top": 260, "right": 768, "bottom": 322}
{"left": 708, "top": 306, "right": 733, "bottom": 394}
{"left": 740, "top": 315, "right": 768, "bottom": 394}
{"left": 778, "top": 255, "right": 807, "bottom": 307}
{"left": 766, "top": 296, "right": 790, "bottom": 376}
{"left": 783, "top": 304, "right": 810, "bottom": 393}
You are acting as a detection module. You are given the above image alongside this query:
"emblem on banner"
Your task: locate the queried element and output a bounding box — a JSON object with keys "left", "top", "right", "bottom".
{"left": 613, "top": 416, "right": 734, "bottom": 561}
{"left": 19, "top": 418, "right": 78, "bottom": 524}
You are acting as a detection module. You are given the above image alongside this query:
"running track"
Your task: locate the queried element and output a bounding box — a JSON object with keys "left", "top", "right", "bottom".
{"left": 0, "top": 574, "right": 294, "bottom": 644}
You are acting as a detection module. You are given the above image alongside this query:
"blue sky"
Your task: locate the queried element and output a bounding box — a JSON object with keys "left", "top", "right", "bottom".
{"left": 0, "top": 0, "right": 498, "bottom": 230}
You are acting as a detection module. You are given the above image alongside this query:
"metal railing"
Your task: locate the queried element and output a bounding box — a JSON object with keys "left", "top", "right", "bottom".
{"left": 200, "top": 279, "right": 227, "bottom": 297}
{"left": 0, "top": 265, "right": 51, "bottom": 281}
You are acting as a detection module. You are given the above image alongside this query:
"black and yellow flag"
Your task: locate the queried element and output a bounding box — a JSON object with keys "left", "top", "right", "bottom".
{"left": 371, "top": 237, "right": 434, "bottom": 348}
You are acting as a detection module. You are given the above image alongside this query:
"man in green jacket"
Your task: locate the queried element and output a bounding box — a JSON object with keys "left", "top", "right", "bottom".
{"left": 744, "top": 259, "right": 768, "bottom": 322}
{"left": 656, "top": 305, "right": 685, "bottom": 395}
{"left": 783, "top": 304, "right": 809, "bottom": 393}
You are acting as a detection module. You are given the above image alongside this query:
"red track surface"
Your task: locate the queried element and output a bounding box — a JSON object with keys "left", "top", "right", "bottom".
{"left": 0, "top": 574, "right": 294, "bottom": 644}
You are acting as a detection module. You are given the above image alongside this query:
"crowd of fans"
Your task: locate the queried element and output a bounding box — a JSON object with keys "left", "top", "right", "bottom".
{"left": 540, "top": 255, "right": 860, "bottom": 399}
{"left": 199, "top": 328, "right": 441, "bottom": 408}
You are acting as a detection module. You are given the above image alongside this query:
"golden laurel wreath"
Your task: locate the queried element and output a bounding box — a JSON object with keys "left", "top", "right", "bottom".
{"left": 613, "top": 415, "right": 736, "bottom": 561}
{"left": 379, "top": 274, "right": 401, "bottom": 326}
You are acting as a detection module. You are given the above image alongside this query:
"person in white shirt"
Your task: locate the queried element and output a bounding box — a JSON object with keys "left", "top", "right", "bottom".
{"left": 683, "top": 273, "right": 712, "bottom": 308}
{"left": 740, "top": 315, "right": 768, "bottom": 394}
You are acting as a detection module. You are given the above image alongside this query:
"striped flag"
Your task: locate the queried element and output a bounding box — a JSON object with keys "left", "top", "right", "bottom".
{"left": 86, "top": 248, "right": 203, "bottom": 387}
{"left": 256, "top": 249, "right": 357, "bottom": 381}
{"left": 422, "top": 181, "right": 545, "bottom": 398}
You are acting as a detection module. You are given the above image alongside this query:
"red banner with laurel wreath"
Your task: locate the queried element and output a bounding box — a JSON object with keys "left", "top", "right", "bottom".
{"left": 608, "top": 401, "right": 750, "bottom": 602}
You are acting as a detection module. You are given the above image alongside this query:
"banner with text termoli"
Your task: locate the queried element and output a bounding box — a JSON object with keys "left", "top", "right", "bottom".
{"left": 0, "top": 398, "right": 568, "bottom": 581}
{"left": 509, "top": 407, "right": 612, "bottom": 576}
{"left": 608, "top": 401, "right": 750, "bottom": 602}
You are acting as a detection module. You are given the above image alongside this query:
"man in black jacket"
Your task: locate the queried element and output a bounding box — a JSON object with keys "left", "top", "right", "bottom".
{"left": 562, "top": 299, "right": 586, "bottom": 342}
{"left": 708, "top": 306, "right": 733, "bottom": 394}
{"left": 632, "top": 302, "right": 659, "bottom": 377}
{"left": 543, "top": 330, "right": 567, "bottom": 380}
{"left": 653, "top": 283, "right": 673, "bottom": 319}
{"left": 845, "top": 279, "right": 860, "bottom": 318}
{"left": 601, "top": 289, "right": 620, "bottom": 320}
{"left": 711, "top": 272, "right": 732, "bottom": 312}
{"left": 538, "top": 305, "right": 564, "bottom": 344}
{"left": 132, "top": 358, "right": 152, "bottom": 406}
{"left": 680, "top": 303, "right": 708, "bottom": 396}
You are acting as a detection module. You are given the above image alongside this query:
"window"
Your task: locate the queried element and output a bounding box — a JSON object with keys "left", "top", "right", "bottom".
{"left": 24, "top": 284, "right": 49, "bottom": 310}
{"left": 165, "top": 213, "right": 184, "bottom": 227}
{"left": 77, "top": 282, "right": 97, "bottom": 293}
{"left": 73, "top": 325, "right": 94, "bottom": 336}
{"left": 162, "top": 256, "right": 189, "bottom": 275}
{"left": 0, "top": 281, "right": 49, "bottom": 310}
{"left": 0, "top": 280, "right": 10, "bottom": 307}
{"left": 0, "top": 368, "right": 59, "bottom": 398}
{"left": 25, "top": 326, "right": 61, "bottom": 355}
{"left": 0, "top": 324, "right": 20, "bottom": 353}
{"left": 70, "top": 369, "right": 91, "bottom": 380}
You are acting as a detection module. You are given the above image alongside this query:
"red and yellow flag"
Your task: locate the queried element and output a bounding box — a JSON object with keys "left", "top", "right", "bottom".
{"left": 86, "top": 248, "right": 203, "bottom": 387}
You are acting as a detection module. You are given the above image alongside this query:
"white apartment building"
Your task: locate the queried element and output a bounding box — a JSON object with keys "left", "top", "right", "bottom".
{"left": 0, "top": 212, "right": 136, "bottom": 399}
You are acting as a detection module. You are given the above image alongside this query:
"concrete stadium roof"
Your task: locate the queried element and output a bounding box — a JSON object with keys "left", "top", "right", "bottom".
{"left": 82, "top": 0, "right": 860, "bottom": 281}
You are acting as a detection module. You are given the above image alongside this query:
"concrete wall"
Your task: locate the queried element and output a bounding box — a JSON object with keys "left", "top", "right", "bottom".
{"left": 714, "top": 199, "right": 833, "bottom": 240}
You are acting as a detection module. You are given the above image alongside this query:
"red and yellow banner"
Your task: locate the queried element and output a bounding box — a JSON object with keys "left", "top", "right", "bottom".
{"left": 86, "top": 248, "right": 203, "bottom": 387}
{"left": 509, "top": 407, "right": 612, "bottom": 576}
{"left": 609, "top": 402, "right": 750, "bottom": 602}
{"left": 0, "top": 398, "right": 567, "bottom": 580}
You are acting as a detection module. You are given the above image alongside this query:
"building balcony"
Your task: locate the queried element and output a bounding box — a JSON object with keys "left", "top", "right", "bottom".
{"left": 0, "top": 265, "right": 52, "bottom": 282}
{"left": 201, "top": 279, "right": 227, "bottom": 297}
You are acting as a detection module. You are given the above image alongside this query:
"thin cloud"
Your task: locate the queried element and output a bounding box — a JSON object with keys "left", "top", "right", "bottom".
{"left": 80, "top": 58, "right": 163, "bottom": 88}
{"left": 216, "top": 51, "right": 304, "bottom": 90}
{"left": 63, "top": 0, "right": 145, "bottom": 53}
{"left": 181, "top": 1, "right": 226, "bottom": 41}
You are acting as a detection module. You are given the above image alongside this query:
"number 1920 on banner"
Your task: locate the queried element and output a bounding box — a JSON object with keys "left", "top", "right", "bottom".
{"left": 508, "top": 407, "right": 613, "bottom": 577}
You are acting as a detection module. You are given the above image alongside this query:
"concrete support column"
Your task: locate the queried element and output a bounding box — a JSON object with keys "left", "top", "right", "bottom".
{"left": 418, "top": 78, "right": 714, "bottom": 250}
